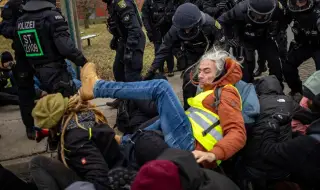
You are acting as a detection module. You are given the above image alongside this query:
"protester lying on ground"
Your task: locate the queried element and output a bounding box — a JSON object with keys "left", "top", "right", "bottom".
{"left": 238, "top": 75, "right": 300, "bottom": 188}
{"left": 29, "top": 155, "right": 136, "bottom": 190}
{"left": 31, "top": 93, "right": 134, "bottom": 190}
{"left": 0, "top": 164, "right": 37, "bottom": 190}
{"left": 291, "top": 70, "right": 320, "bottom": 136}
{"left": 131, "top": 148, "right": 240, "bottom": 190}
{"left": 79, "top": 48, "right": 247, "bottom": 168}
{"left": 260, "top": 95, "right": 320, "bottom": 189}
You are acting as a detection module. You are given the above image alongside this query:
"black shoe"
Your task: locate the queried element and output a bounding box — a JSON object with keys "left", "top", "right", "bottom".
{"left": 26, "top": 128, "right": 36, "bottom": 140}
{"left": 47, "top": 134, "right": 59, "bottom": 151}
{"left": 106, "top": 99, "right": 121, "bottom": 109}
{"left": 253, "top": 66, "right": 267, "bottom": 77}
{"left": 167, "top": 72, "right": 174, "bottom": 77}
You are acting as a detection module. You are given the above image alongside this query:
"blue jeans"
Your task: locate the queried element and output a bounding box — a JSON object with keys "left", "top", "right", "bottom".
{"left": 94, "top": 79, "right": 195, "bottom": 151}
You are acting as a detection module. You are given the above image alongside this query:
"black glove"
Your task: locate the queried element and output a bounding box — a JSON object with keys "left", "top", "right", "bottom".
{"left": 147, "top": 32, "right": 153, "bottom": 42}
{"left": 143, "top": 68, "right": 156, "bottom": 80}
{"left": 227, "top": 38, "right": 239, "bottom": 48}
{"left": 124, "top": 48, "right": 133, "bottom": 65}
{"left": 110, "top": 37, "right": 118, "bottom": 50}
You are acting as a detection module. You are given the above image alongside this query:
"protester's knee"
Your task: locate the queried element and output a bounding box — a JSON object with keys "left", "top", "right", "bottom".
{"left": 29, "top": 156, "right": 49, "bottom": 171}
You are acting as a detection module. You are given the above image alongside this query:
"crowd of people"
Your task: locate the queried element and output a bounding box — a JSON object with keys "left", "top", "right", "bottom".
{"left": 0, "top": 0, "right": 320, "bottom": 189}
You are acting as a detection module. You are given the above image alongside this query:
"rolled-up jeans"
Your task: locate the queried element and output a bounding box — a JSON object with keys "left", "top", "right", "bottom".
{"left": 94, "top": 79, "right": 195, "bottom": 151}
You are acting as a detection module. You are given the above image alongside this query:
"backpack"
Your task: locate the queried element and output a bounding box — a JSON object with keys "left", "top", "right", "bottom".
{"left": 213, "top": 80, "right": 260, "bottom": 128}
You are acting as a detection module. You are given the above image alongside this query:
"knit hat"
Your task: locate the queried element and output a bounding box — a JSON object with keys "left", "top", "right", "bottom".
{"left": 303, "top": 70, "right": 320, "bottom": 100}
{"left": 32, "top": 93, "right": 68, "bottom": 129}
{"left": 1, "top": 51, "right": 13, "bottom": 64}
{"left": 131, "top": 160, "right": 182, "bottom": 190}
{"left": 134, "top": 130, "right": 169, "bottom": 166}
{"left": 108, "top": 167, "right": 137, "bottom": 190}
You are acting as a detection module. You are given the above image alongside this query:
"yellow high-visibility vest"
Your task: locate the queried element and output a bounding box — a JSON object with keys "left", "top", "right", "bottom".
{"left": 185, "top": 85, "right": 241, "bottom": 164}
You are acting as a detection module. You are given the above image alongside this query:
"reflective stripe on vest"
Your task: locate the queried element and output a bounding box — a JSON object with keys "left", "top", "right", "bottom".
{"left": 186, "top": 90, "right": 223, "bottom": 152}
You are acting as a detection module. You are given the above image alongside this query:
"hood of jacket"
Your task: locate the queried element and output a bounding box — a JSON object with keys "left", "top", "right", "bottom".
{"left": 255, "top": 75, "right": 284, "bottom": 96}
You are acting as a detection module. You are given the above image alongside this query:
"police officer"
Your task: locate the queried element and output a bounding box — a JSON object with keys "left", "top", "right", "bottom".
{"left": 282, "top": 0, "right": 320, "bottom": 98}
{"left": 104, "top": 0, "right": 146, "bottom": 108}
{"left": 254, "top": 0, "right": 289, "bottom": 77}
{"left": 141, "top": 0, "right": 176, "bottom": 76}
{"left": 144, "top": 3, "right": 222, "bottom": 110}
{"left": 218, "top": 0, "right": 287, "bottom": 83}
{"left": 0, "top": 0, "right": 26, "bottom": 40}
{"left": 13, "top": 0, "right": 87, "bottom": 139}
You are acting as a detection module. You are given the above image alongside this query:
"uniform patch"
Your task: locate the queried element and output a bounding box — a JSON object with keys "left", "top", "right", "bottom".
{"left": 117, "top": 0, "right": 127, "bottom": 8}
{"left": 214, "top": 20, "right": 221, "bottom": 29}
{"left": 17, "top": 29, "right": 44, "bottom": 57}
{"left": 123, "top": 14, "right": 130, "bottom": 22}
{"left": 55, "top": 15, "right": 63, "bottom": 20}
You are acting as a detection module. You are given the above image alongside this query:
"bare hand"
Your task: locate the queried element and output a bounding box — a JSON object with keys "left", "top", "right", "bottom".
{"left": 192, "top": 150, "right": 216, "bottom": 163}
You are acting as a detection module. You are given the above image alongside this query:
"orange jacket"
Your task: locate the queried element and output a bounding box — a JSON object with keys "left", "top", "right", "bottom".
{"left": 194, "top": 58, "right": 246, "bottom": 168}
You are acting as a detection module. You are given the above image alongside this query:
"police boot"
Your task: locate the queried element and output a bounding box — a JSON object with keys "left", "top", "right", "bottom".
{"left": 253, "top": 65, "right": 267, "bottom": 77}
{"left": 26, "top": 127, "right": 36, "bottom": 140}
{"left": 168, "top": 72, "right": 174, "bottom": 77}
{"left": 106, "top": 99, "right": 121, "bottom": 109}
{"left": 79, "top": 63, "right": 99, "bottom": 101}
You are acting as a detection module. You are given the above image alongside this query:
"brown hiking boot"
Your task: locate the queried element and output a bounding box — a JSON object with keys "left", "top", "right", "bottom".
{"left": 79, "top": 63, "right": 99, "bottom": 101}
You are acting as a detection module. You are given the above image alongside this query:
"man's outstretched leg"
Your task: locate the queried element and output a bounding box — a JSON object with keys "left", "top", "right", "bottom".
{"left": 80, "top": 63, "right": 194, "bottom": 150}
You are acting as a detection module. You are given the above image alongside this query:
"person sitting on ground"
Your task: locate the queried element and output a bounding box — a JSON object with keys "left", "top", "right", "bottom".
{"left": 31, "top": 93, "right": 133, "bottom": 190}
{"left": 238, "top": 75, "right": 300, "bottom": 189}
{"left": 291, "top": 70, "right": 320, "bottom": 136}
{"left": 259, "top": 82, "right": 320, "bottom": 189}
{"left": 79, "top": 48, "right": 247, "bottom": 168}
{"left": 131, "top": 148, "right": 240, "bottom": 190}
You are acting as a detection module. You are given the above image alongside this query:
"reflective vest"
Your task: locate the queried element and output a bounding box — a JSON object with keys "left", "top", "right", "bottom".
{"left": 185, "top": 85, "right": 241, "bottom": 164}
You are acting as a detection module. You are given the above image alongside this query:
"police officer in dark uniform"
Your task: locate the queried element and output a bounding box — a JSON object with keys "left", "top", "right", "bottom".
{"left": 282, "top": 0, "right": 320, "bottom": 97}
{"left": 104, "top": 0, "right": 146, "bottom": 108}
{"left": 144, "top": 3, "right": 222, "bottom": 110}
{"left": 13, "top": 0, "right": 87, "bottom": 139}
{"left": 0, "top": 0, "right": 26, "bottom": 40}
{"left": 254, "top": 0, "right": 289, "bottom": 77}
{"left": 141, "top": 0, "right": 176, "bottom": 76}
{"left": 218, "top": 0, "right": 287, "bottom": 83}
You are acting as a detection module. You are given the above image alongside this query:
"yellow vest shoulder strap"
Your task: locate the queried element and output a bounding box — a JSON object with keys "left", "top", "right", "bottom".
{"left": 213, "top": 84, "right": 242, "bottom": 110}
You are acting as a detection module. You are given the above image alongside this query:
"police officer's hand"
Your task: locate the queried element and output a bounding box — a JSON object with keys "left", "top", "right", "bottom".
{"left": 192, "top": 150, "right": 216, "bottom": 163}
{"left": 143, "top": 68, "right": 156, "bottom": 81}
{"left": 110, "top": 37, "right": 118, "bottom": 50}
{"left": 124, "top": 48, "right": 133, "bottom": 64}
{"left": 227, "top": 38, "right": 239, "bottom": 48}
{"left": 147, "top": 33, "right": 154, "bottom": 42}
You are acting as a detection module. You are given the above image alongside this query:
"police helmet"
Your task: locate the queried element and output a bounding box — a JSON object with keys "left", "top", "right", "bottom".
{"left": 247, "top": 0, "right": 276, "bottom": 24}
{"left": 172, "top": 3, "right": 205, "bottom": 40}
{"left": 287, "top": 0, "right": 314, "bottom": 12}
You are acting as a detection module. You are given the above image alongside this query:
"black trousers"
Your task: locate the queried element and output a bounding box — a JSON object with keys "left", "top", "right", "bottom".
{"left": 113, "top": 36, "right": 146, "bottom": 82}
{"left": 243, "top": 38, "right": 283, "bottom": 84}
{"left": 154, "top": 42, "right": 174, "bottom": 73}
{"left": 257, "top": 31, "right": 288, "bottom": 69}
{"left": 283, "top": 42, "right": 320, "bottom": 94}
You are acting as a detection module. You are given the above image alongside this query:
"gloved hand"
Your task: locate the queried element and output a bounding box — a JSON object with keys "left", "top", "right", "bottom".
{"left": 147, "top": 32, "right": 154, "bottom": 42}
{"left": 123, "top": 48, "right": 133, "bottom": 65}
{"left": 110, "top": 37, "right": 118, "bottom": 50}
{"left": 143, "top": 67, "right": 156, "bottom": 80}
